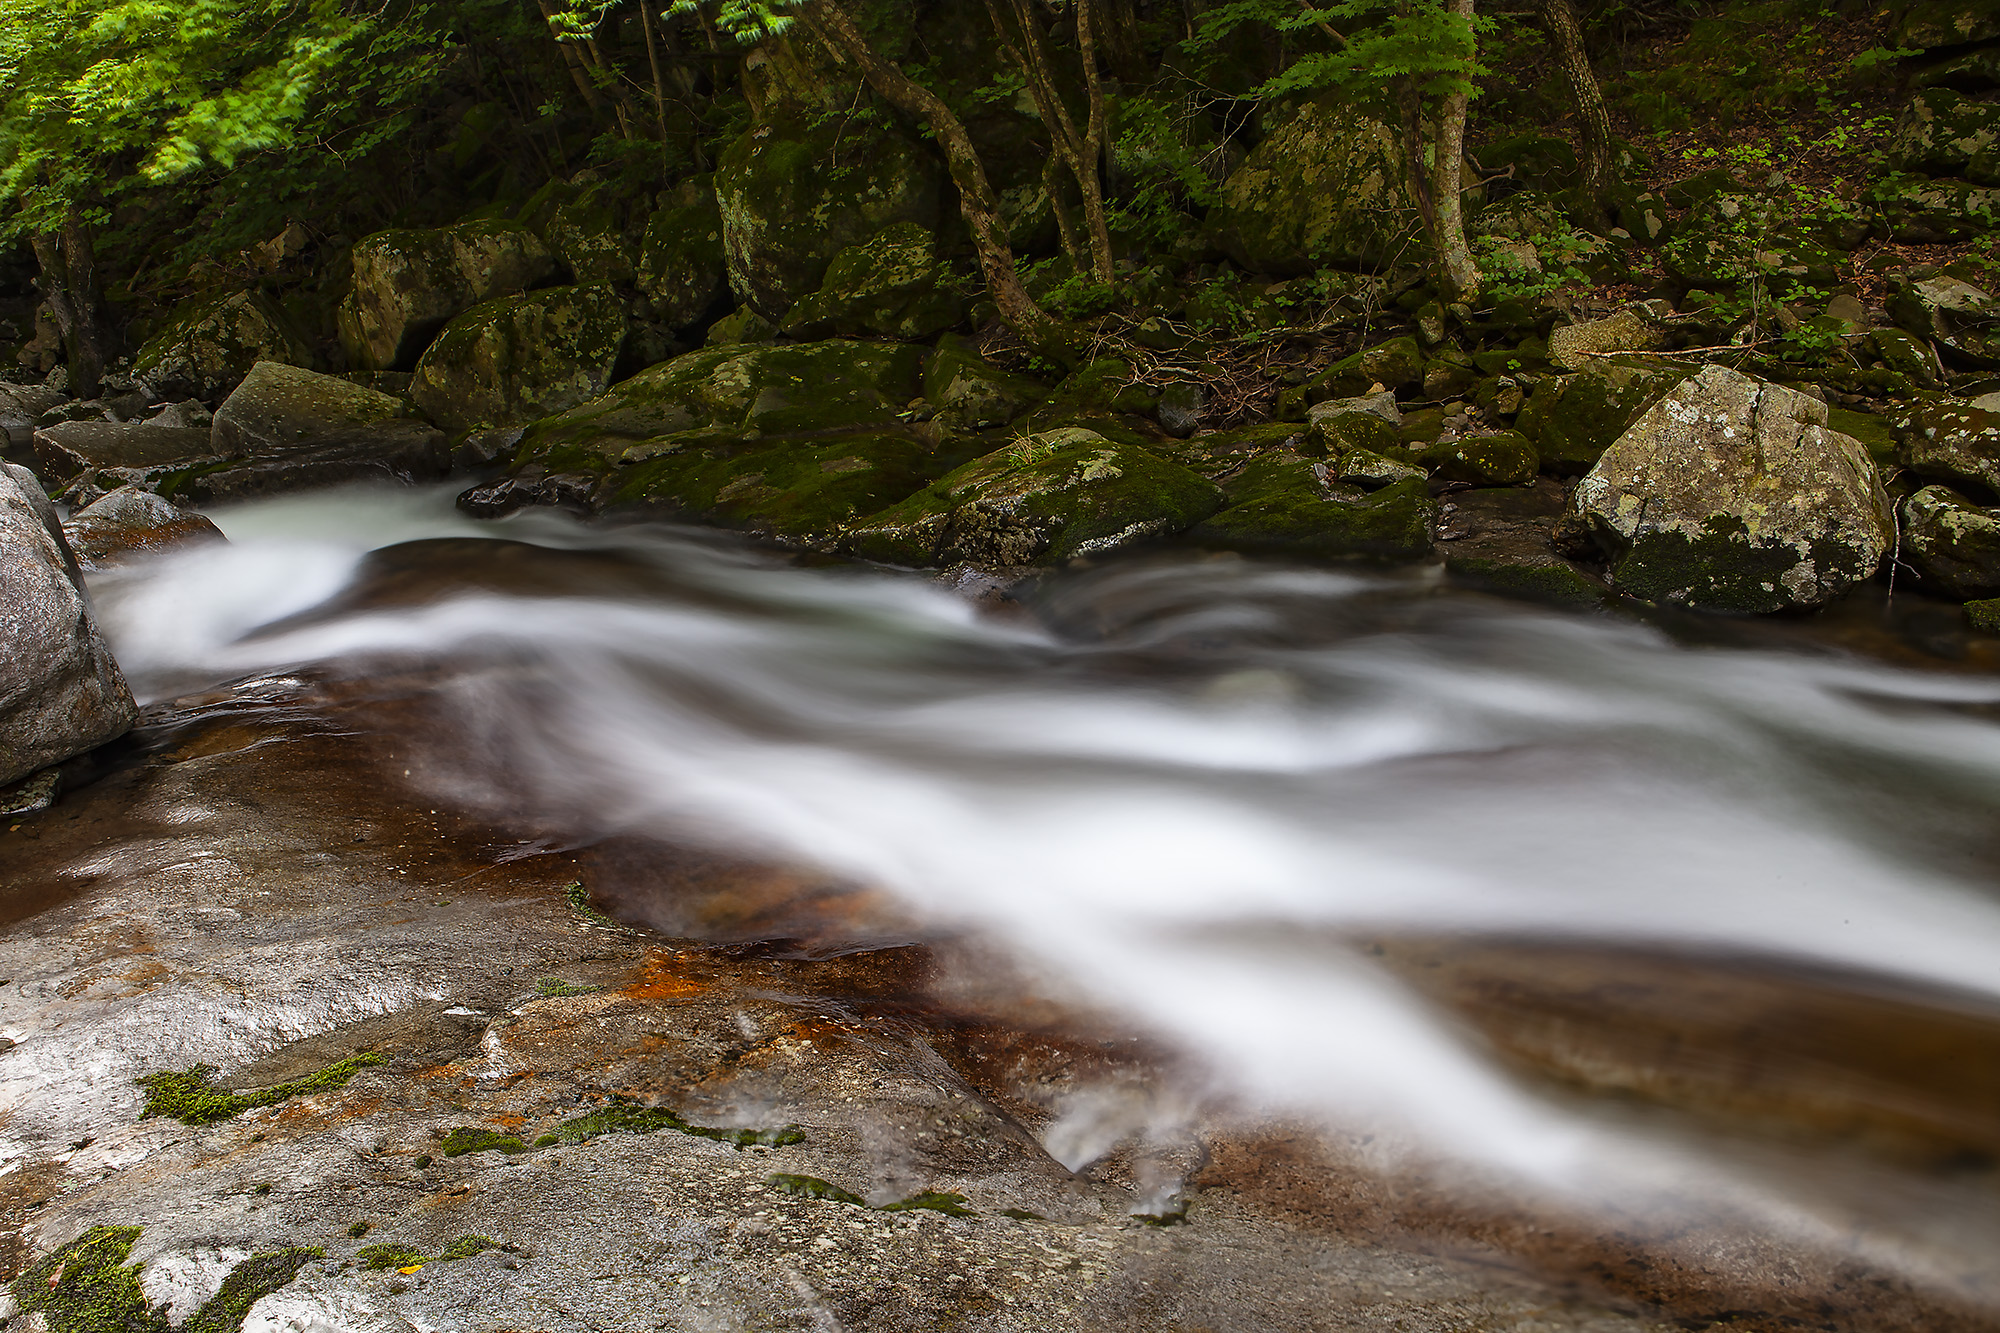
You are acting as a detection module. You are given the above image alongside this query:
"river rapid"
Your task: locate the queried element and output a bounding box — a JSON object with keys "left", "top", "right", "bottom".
{"left": 83, "top": 482, "right": 2000, "bottom": 1309}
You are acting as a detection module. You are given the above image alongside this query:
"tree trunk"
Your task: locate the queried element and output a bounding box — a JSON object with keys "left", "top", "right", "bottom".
{"left": 1074, "top": 0, "right": 1117, "bottom": 284}
{"left": 987, "top": 0, "right": 1114, "bottom": 284}
{"left": 641, "top": 2, "right": 671, "bottom": 139}
{"left": 1538, "top": 0, "right": 1614, "bottom": 213}
{"left": 799, "top": 0, "right": 1073, "bottom": 358}
{"left": 31, "top": 211, "right": 110, "bottom": 399}
{"left": 1425, "top": 0, "right": 1481, "bottom": 304}
{"left": 534, "top": 0, "right": 607, "bottom": 111}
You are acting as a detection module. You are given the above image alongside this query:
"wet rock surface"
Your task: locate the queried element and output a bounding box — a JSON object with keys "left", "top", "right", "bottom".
{"left": 61, "top": 486, "right": 225, "bottom": 570}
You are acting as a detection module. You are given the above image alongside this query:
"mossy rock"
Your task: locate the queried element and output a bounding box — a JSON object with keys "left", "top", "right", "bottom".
{"left": 639, "top": 190, "right": 728, "bottom": 332}
{"left": 604, "top": 429, "right": 955, "bottom": 548}
{"left": 1278, "top": 337, "right": 1425, "bottom": 417}
{"left": 715, "top": 116, "right": 944, "bottom": 319}
{"left": 780, "top": 222, "right": 964, "bottom": 341}
{"left": 1189, "top": 452, "right": 1435, "bottom": 561}
{"left": 547, "top": 179, "right": 641, "bottom": 285}
{"left": 1896, "top": 0, "right": 2000, "bottom": 49}
{"left": 1894, "top": 397, "right": 2000, "bottom": 497}
{"left": 132, "top": 291, "right": 312, "bottom": 403}
{"left": 212, "top": 361, "right": 411, "bottom": 455}
{"left": 1661, "top": 194, "right": 1844, "bottom": 297}
{"left": 924, "top": 334, "right": 1049, "bottom": 430}
{"left": 1965, "top": 596, "right": 2000, "bottom": 632}
{"left": 1516, "top": 358, "right": 1691, "bottom": 474}
{"left": 1825, "top": 405, "right": 1900, "bottom": 471}
{"left": 843, "top": 427, "right": 1222, "bottom": 567}
{"left": 1874, "top": 176, "right": 2000, "bottom": 245}
{"left": 338, "top": 220, "right": 558, "bottom": 372}
{"left": 1887, "top": 88, "right": 2000, "bottom": 187}
{"left": 1900, "top": 484, "right": 2000, "bottom": 597}
{"left": 1212, "top": 95, "right": 1423, "bottom": 274}
{"left": 1331, "top": 448, "right": 1425, "bottom": 488}
{"left": 1886, "top": 273, "right": 2000, "bottom": 368}
{"left": 520, "top": 339, "right": 926, "bottom": 460}
{"left": 1420, "top": 431, "right": 1538, "bottom": 485}
{"left": 10, "top": 1226, "right": 321, "bottom": 1333}
{"left": 410, "top": 284, "right": 629, "bottom": 434}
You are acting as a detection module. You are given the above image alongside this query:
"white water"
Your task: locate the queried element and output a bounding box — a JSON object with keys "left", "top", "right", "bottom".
{"left": 87, "top": 484, "right": 2000, "bottom": 1268}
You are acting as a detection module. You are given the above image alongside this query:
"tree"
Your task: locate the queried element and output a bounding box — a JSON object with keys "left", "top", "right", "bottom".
{"left": 1535, "top": 0, "right": 1612, "bottom": 217}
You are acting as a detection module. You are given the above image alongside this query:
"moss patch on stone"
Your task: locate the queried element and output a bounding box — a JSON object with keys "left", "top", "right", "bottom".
{"left": 439, "top": 1126, "right": 528, "bottom": 1157}
{"left": 534, "top": 1098, "right": 803, "bottom": 1150}
{"left": 137, "top": 1054, "right": 383, "bottom": 1125}
{"left": 1190, "top": 454, "right": 1435, "bottom": 562}
{"left": 9, "top": 1227, "right": 321, "bottom": 1333}
{"left": 179, "top": 1248, "right": 324, "bottom": 1333}
{"left": 357, "top": 1235, "right": 498, "bottom": 1271}
{"left": 766, "top": 1174, "right": 972, "bottom": 1216}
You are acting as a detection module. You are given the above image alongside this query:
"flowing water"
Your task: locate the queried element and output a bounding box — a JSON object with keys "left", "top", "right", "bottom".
{"left": 83, "top": 483, "right": 2000, "bottom": 1308}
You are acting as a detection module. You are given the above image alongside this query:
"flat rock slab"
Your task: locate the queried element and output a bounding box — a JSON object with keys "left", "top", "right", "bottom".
{"left": 31, "top": 421, "right": 223, "bottom": 479}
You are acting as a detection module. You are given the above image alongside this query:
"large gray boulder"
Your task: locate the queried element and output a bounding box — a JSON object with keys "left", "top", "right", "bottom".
{"left": 1900, "top": 484, "right": 2000, "bottom": 598}
{"left": 1566, "top": 366, "right": 1893, "bottom": 613}
{"left": 32, "top": 420, "right": 224, "bottom": 483}
{"left": 0, "top": 381, "right": 67, "bottom": 449}
{"left": 408, "top": 284, "right": 629, "bottom": 434}
{"left": 212, "top": 360, "right": 411, "bottom": 455}
{"left": 131, "top": 290, "right": 311, "bottom": 402}
{"left": 0, "top": 464, "right": 136, "bottom": 786}
{"left": 337, "top": 221, "right": 559, "bottom": 372}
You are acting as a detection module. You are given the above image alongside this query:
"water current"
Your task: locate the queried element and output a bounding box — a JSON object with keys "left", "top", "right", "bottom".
{"left": 84, "top": 483, "right": 2000, "bottom": 1302}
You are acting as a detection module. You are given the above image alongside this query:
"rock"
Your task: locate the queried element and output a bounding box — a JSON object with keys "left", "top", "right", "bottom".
{"left": 715, "top": 117, "right": 944, "bottom": 319}
{"left": 32, "top": 421, "right": 223, "bottom": 482}
{"left": 1438, "top": 478, "right": 1607, "bottom": 604}
{"left": 1898, "top": 484, "right": 2000, "bottom": 597}
{"left": 212, "top": 361, "right": 412, "bottom": 455}
{"left": 61, "top": 485, "right": 225, "bottom": 569}
{"left": 1566, "top": 366, "right": 1892, "bottom": 612}
{"left": 131, "top": 291, "right": 312, "bottom": 402}
{"left": 547, "top": 180, "right": 640, "bottom": 285}
{"left": 1886, "top": 273, "right": 2000, "bottom": 367}
{"left": 1281, "top": 337, "right": 1426, "bottom": 416}
{"left": 1876, "top": 176, "right": 2000, "bottom": 244}
{"left": 1213, "top": 96, "right": 1424, "bottom": 273}
{"left": 1823, "top": 293, "right": 1871, "bottom": 334}
{"left": 143, "top": 399, "right": 214, "bottom": 431}
{"left": 1420, "top": 431, "right": 1538, "bottom": 486}
{"left": 1332, "top": 448, "right": 1426, "bottom": 489}
{"left": 1516, "top": 359, "right": 1690, "bottom": 475}
{"left": 1547, "top": 309, "right": 1667, "bottom": 370}
{"left": 705, "top": 308, "right": 778, "bottom": 346}
{"left": 1887, "top": 89, "right": 2000, "bottom": 185}
{"left": 1966, "top": 596, "right": 2000, "bottom": 632}
{"left": 338, "top": 221, "right": 559, "bottom": 372}
{"left": 1307, "top": 392, "right": 1402, "bottom": 455}
{"left": 779, "top": 223, "right": 964, "bottom": 341}
{"left": 924, "top": 336, "right": 1048, "bottom": 430}
{"left": 843, "top": 428, "right": 1221, "bottom": 567}
{"left": 1896, "top": 0, "right": 2000, "bottom": 49}
{"left": 1662, "top": 193, "right": 1843, "bottom": 296}
{"left": 409, "top": 284, "right": 629, "bottom": 434}
{"left": 0, "top": 381, "right": 66, "bottom": 448}
{"left": 638, "top": 191, "right": 729, "bottom": 332}
{"left": 1894, "top": 398, "right": 2000, "bottom": 496}
{"left": 1870, "top": 328, "right": 1947, "bottom": 387}
{"left": 196, "top": 421, "right": 452, "bottom": 502}
{"left": 0, "top": 463, "right": 136, "bottom": 786}
{"left": 1189, "top": 452, "right": 1434, "bottom": 560}
{"left": 1157, "top": 382, "right": 1205, "bottom": 439}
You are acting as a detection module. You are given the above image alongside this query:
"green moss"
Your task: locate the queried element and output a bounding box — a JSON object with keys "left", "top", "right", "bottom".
{"left": 877, "top": 1191, "right": 975, "bottom": 1217}
{"left": 1610, "top": 515, "right": 1842, "bottom": 614}
{"left": 179, "top": 1248, "right": 323, "bottom": 1333}
{"left": 1445, "top": 553, "right": 1605, "bottom": 605}
{"left": 1190, "top": 458, "right": 1435, "bottom": 562}
{"left": 997, "top": 1208, "right": 1045, "bottom": 1221}
{"left": 136, "top": 1053, "right": 384, "bottom": 1125}
{"left": 767, "top": 1173, "right": 865, "bottom": 1205}
{"left": 764, "top": 1174, "right": 970, "bottom": 1214}
{"left": 534, "top": 977, "right": 598, "bottom": 998}
{"left": 1965, "top": 597, "right": 2000, "bottom": 632}
{"left": 9, "top": 1226, "right": 166, "bottom": 1333}
{"left": 440, "top": 1127, "right": 527, "bottom": 1157}
{"left": 564, "top": 880, "right": 615, "bottom": 926}
{"left": 541, "top": 1098, "right": 804, "bottom": 1150}
{"left": 356, "top": 1236, "right": 497, "bottom": 1271}
{"left": 1826, "top": 406, "right": 1900, "bottom": 472}
{"left": 347, "top": 1222, "right": 370, "bottom": 1238}
{"left": 1419, "top": 433, "right": 1538, "bottom": 486}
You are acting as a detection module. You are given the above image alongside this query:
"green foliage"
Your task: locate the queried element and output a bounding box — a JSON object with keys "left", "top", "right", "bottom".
{"left": 1474, "top": 226, "right": 1595, "bottom": 302}
{"left": 665, "top": 0, "right": 803, "bottom": 44}
{"left": 1257, "top": 0, "right": 1489, "bottom": 104}
{"left": 136, "top": 1054, "right": 383, "bottom": 1125}
{"left": 1107, "top": 93, "right": 1220, "bottom": 250}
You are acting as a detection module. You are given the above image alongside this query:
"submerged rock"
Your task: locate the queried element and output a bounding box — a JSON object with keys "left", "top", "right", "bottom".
{"left": 1565, "top": 366, "right": 1892, "bottom": 613}
{"left": 0, "top": 464, "right": 135, "bottom": 786}
{"left": 61, "top": 485, "right": 225, "bottom": 569}
{"left": 410, "top": 284, "right": 629, "bottom": 434}
{"left": 131, "top": 290, "right": 312, "bottom": 402}
{"left": 843, "top": 428, "right": 1221, "bottom": 567}
{"left": 1899, "top": 484, "right": 2000, "bottom": 598}
{"left": 1187, "top": 450, "right": 1435, "bottom": 561}
{"left": 339, "top": 221, "right": 559, "bottom": 372}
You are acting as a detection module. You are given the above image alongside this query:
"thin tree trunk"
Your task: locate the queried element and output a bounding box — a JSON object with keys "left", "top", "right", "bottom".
{"left": 534, "top": 0, "right": 606, "bottom": 111}
{"left": 31, "top": 212, "right": 109, "bottom": 399}
{"left": 1074, "top": 0, "right": 1117, "bottom": 283}
{"left": 1045, "top": 156, "right": 1084, "bottom": 271}
{"left": 1096, "top": 0, "right": 1148, "bottom": 83}
{"left": 641, "top": 2, "right": 671, "bottom": 139}
{"left": 987, "top": 0, "right": 1113, "bottom": 284}
{"left": 1431, "top": 0, "right": 1481, "bottom": 303}
{"left": 800, "top": 0, "right": 1071, "bottom": 357}
{"left": 1538, "top": 0, "right": 1614, "bottom": 212}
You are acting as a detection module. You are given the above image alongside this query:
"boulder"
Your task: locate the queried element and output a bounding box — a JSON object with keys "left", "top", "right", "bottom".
{"left": 409, "top": 284, "right": 629, "bottom": 434}
{"left": 638, "top": 191, "right": 729, "bottom": 332}
{"left": 131, "top": 291, "right": 311, "bottom": 402}
{"left": 780, "top": 223, "right": 964, "bottom": 341}
{"left": 1662, "top": 194, "right": 1844, "bottom": 296}
{"left": 1547, "top": 309, "right": 1668, "bottom": 370}
{"left": 212, "top": 361, "right": 412, "bottom": 455}
{"left": 1516, "top": 358, "right": 1690, "bottom": 474}
{"left": 0, "top": 464, "right": 136, "bottom": 786}
{"left": 924, "top": 337, "right": 1048, "bottom": 430}
{"left": 1157, "top": 382, "right": 1205, "bottom": 439}
{"left": 1212, "top": 97, "right": 1423, "bottom": 274}
{"left": 1887, "top": 89, "right": 2000, "bottom": 186}
{"left": 61, "top": 485, "right": 225, "bottom": 569}
{"left": 1438, "top": 479, "right": 1606, "bottom": 604}
{"left": 1876, "top": 177, "right": 2000, "bottom": 244}
{"left": 1280, "top": 337, "right": 1426, "bottom": 417}
{"left": 1899, "top": 484, "right": 2000, "bottom": 597}
{"left": 1894, "top": 398, "right": 2000, "bottom": 496}
{"left": 32, "top": 421, "right": 223, "bottom": 482}
{"left": 843, "top": 428, "right": 1221, "bottom": 567}
{"left": 715, "top": 117, "right": 944, "bottom": 319}
{"left": 1307, "top": 392, "right": 1402, "bottom": 455}
{"left": 338, "top": 221, "right": 559, "bottom": 372}
{"left": 0, "top": 381, "right": 67, "bottom": 448}
{"left": 1565, "top": 366, "right": 1893, "bottom": 613}
{"left": 1896, "top": 0, "right": 2000, "bottom": 49}
{"left": 1188, "top": 451, "right": 1434, "bottom": 561}
{"left": 547, "top": 180, "right": 639, "bottom": 285}
{"left": 1420, "top": 431, "right": 1538, "bottom": 486}
{"left": 1887, "top": 273, "right": 2000, "bottom": 367}
{"left": 1331, "top": 448, "right": 1426, "bottom": 489}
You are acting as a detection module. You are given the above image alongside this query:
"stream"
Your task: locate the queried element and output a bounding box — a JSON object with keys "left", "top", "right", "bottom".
{"left": 81, "top": 482, "right": 2000, "bottom": 1314}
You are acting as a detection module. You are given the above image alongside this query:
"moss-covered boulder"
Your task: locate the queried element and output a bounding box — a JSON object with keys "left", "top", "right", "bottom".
{"left": 843, "top": 428, "right": 1221, "bottom": 567}
{"left": 1566, "top": 366, "right": 1892, "bottom": 612}
{"left": 1306, "top": 391, "right": 1401, "bottom": 456}
{"left": 1279, "top": 337, "right": 1426, "bottom": 417}
{"left": 601, "top": 429, "right": 952, "bottom": 548}
{"left": 1331, "top": 448, "right": 1425, "bottom": 489}
{"left": 212, "top": 361, "right": 411, "bottom": 454}
{"left": 410, "top": 284, "right": 628, "bottom": 434}
{"left": 1886, "top": 273, "right": 2000, "bottom": 367}
{"left": 1661, "top": 194, "right": 1844, "bottom": 296}
{"left": 1188, "top": 451, "right": 1435, "bottom": 561}
{"left": 1899, "top": 484, "right": 2000, "bottom": 597}
{"left": 1420, "top": 431, "right": 1538, "bottom": 485}
{"left": 1546, "top": 309, "right": 1668, "bottom": 370}
{"left": 1895, "top": 0, "right": 2000, "bottom": 49}
{"left": 780, "top": 223, "right": 964, "bottom": 341}
{"left": 547, "top": 179, "right": 640, "bottom": 285}
{"left": 339, "top": 221, "right": 558, "bottom": 372}
{"left": 1875, "top": 176, "right": 2000, "bottom": 244}
{"left": 638, "top": 190, "right": 728, "bottom": 332}
{"left": 1211, "top": 96, "right": 1423, "bottom": 274}
{"left": 1516, "top": 358, "right": 1690, "bottom": 474}
{"left": 132, "top": 291, "right": 311, "bottom": 402}
{"left": 714, "top": 117, "right": 944, "bottom": 319}
{"left": 520, "top": 339, "right": 926, "bottom": 458}
{"left": 1894, "top": 398, "right": 2000, "bottom": 496}
{"left": 924, "top": 335, "right": 1048, "bottom": 430}
{"left": 1888, "top": 89, "right": 2000, "bottom": 186}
